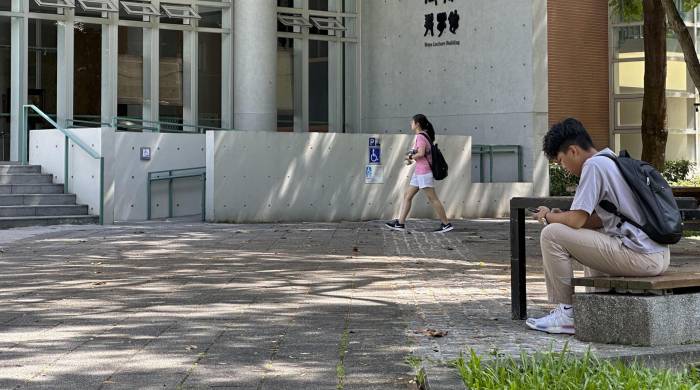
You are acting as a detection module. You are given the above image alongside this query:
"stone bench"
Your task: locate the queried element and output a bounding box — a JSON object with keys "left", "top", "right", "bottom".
{"left": 572, "top": 271, "right": 700, "bottom": 346}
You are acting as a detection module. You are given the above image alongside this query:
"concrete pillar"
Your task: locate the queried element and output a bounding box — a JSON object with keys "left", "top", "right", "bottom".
{"left": 57, "top": 8, "right": 75, "bottom": 128}
{"left": 234, "top": 0, "right": 277, "bottom": 132}
{"left": 10, "top": 0, "right": 27, "bottom": 161}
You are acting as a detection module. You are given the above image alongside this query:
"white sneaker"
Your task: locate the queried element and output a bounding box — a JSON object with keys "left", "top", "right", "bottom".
{"left": 525, "top": 304, "right": 575, "bottom": 335}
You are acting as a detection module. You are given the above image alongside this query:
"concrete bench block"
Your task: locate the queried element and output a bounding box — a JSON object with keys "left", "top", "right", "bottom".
{"left": 574, "top": 293, "right": 700, "bottom": 346}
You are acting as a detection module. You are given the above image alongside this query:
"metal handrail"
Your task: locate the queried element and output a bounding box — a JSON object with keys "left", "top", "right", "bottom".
{"left": 112, "top": 116, "right": 229, "bottom": 134}
{"left": 21, "top": 105, "right": 104, "bottom": 225}
{"left": 472, "top": 144, "right": 523, "bottom": 183}
{"left": 147, "top": 167, "right": 206, "bottom": 221}
{"left": 67, "top": 116, "right": 112, "bottom": 128}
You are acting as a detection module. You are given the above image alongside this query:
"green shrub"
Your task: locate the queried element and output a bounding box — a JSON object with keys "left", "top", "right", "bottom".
{"left": 453, "top": 346, "right": 700, "bottom": 390}
{"left": 549, "top": 163, "right": 579, "bottom": 196}
{"left": 663, "top": 160, "right": 696, "bottom": 184}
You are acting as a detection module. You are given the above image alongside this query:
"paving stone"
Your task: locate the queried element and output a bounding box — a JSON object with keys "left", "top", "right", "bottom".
{"left": 0, "top": 219, "right": 698, "bottom": 388}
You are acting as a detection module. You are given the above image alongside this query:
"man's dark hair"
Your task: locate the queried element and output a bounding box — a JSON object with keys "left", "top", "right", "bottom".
{"left": 542, "top": 118, "right": 595, "bottom": 160}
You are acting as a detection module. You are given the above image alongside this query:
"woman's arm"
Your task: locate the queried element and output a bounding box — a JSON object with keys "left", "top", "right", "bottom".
{"left": 412, "top": 146, "right": 427, "bottom": 158}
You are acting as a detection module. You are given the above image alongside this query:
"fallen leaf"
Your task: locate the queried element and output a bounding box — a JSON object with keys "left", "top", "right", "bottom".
{"left": 414, "top": 328, "right": 448, "bottom": 338}
{"left": 352, "top": 247, "right": 359, "bottom": 252}
{"left": 92, "top": 281, "right": 106, "bottom": 286}
{"left": 185, "top": 345, "right": 198, "bottom": 351}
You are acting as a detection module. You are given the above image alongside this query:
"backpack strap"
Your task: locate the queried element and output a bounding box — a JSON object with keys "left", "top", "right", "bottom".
{"left": 597, "top": 153, "right": 644, "bottom": 230}
{"left": 416, "top": 132, "right": 434, "bottom": 170}
{"left": 599, "top": 200, "right": 644, "bottom": 230}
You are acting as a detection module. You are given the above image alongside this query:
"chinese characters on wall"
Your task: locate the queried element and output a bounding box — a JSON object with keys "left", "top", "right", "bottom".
{"left": 423, "top": 0, "right": 460, "bottom": 47}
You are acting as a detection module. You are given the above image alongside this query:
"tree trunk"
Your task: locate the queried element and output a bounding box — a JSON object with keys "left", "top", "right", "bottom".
{"left": 641, "top": 0, "right": 667, "bottom": 170}
{"left": 662, "top": 0, "right": 700, "bottom": 90}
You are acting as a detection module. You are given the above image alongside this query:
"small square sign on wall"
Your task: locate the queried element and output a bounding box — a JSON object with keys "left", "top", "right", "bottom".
{"left": 140, "top": 147, "right": 151, "bottom": 161}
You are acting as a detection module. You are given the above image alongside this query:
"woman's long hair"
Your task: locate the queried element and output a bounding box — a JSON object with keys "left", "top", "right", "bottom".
{"left": 412, "top": 114, "right": 435, "bottom": 143}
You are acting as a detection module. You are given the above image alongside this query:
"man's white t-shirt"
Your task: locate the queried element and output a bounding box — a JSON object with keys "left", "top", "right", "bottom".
{"left": 569, "top": 149, "right": 667, "bottom": 254}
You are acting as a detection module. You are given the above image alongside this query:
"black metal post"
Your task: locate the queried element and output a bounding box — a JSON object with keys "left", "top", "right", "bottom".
{"left": 510, "top": 206, "right": 526, "bottom": 320}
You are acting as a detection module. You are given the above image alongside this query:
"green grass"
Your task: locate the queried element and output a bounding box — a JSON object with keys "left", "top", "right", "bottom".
{"left": 452, "top": 345, "right": 700, "bottom": 390}
{"left": 404, "top": 355, "right": 428, "bottom": 390}
{"left": 336, "top": 318, "right": 351, "bottom": 390}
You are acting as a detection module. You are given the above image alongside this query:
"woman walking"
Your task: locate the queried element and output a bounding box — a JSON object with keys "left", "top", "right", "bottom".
{"left": 385, "top": 114, "right": 453, "bottom": 233}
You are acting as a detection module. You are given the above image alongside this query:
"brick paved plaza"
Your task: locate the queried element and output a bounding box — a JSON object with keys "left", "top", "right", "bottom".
{"left": 1, "top": 219, "right": 699, "bottom": 389}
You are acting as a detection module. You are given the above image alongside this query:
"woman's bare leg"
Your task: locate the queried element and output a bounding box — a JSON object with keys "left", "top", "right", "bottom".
{"left": 399, "top": 186, "right": 420, "bottom": 224}
{"left": 422, "top": 187, "right": 449, "bottom": 224}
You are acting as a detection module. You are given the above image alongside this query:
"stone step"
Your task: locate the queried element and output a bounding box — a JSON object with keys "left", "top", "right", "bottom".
{"left": 0, "top": 194, "right": 77, "bottom": 206}
{"left": 0, "top": 165, "right": 42, "bottom": 174}
{"left": 0, "top": 215, "right": 99, "bottom": 229}
{"left": 0, "top": 174, "right": 54, "bottom": 185}
{"left": 0, "top": 184, "right": 65, "bottom": 194}
{"left": 0, "top": 205, "right": 89, "bottom": 217}
{"left": 0, "top": 161, "right": 23, "bottom": 165}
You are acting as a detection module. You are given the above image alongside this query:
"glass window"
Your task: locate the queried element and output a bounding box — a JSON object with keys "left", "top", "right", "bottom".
{"left": 0, "top": 1, "right": 10, "bottom": 12}
{"left": 308, "top": 40, "right": 328, "bottom": 132}
{"left": 198, "top": 6, "right": 222, "bottom": 28}
{"left": 198, "top": 32, "right": 221, "bottom": 128}
{"left": 75, "top": 0, "right": 119, "bottom": 17}
{"left": 613, "top": 26, "right": 643, "bottom": 60}
{"left": 614, "top": 59, "right": 694, "bottom": 95}
{"left": 667, "top": 134, "right": 697, "bottom": 162}
{"left": 615, "top": 98, "right": 696, "bottom": 131}
{"left": 309, "top": 0, "right": 328, "bottom": 11}
{"left": 615, "top": 133, "right": 643, "bottom": 159}
{"left": 615, "top": 99, "right": 642, "bottom": 127}
{"left": 613, "top": 26, "right": 691, "bottom": 59}
{"left": 30, "top": 0, "right": 72, "bottom": 14}
{"left": 119, "top": 1, "right": 153, "bottom": 21}
{"left": 159, "top": 29, "right": 183, "bottom": 126}
{"left": 74, "top": 23, "right": 102, "bottom": 125}
{"left": 277, "top": 38, "right": 294, "bottom": 132}
{"left": 667, "top": 97, "right": 696, "bottom": 131}
{"left": 0, "top": 16, "right": 10, "bottom": 160}
{"left": 28, "top": 19, "right": 58, "bottom": 129}
{"left": 117, "top": 26, "right": 143, "bottom": 120}
{"left": 618, "top": 132, "right": 698, "bottom": 163}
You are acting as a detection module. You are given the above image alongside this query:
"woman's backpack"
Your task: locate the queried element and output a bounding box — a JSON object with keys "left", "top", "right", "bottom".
{"left": 419, "top": 133, "right": 448, "bottom": 180}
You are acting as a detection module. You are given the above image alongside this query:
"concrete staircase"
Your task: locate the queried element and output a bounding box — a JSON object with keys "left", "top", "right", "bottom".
{"left": 0, "top": 162, "right": 98, "bottom": 228}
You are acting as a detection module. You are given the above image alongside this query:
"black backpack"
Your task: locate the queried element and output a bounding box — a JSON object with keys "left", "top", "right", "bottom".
{"left": 419, "top": 133, "right": 448, "bottom": 180}
{"left": 598, "top": 150, "right": 682, "bottom": 245}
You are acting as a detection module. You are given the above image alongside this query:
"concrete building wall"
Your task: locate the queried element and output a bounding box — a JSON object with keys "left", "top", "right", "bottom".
{"left": 30, "top": 128, "right": 112, "bottom": 222}
{"left": 360, "top": 0, "right": 548, "bottom": 195}
{"left": 548, "top": 1, "right": 609, "bottom": 149}
{"left": 30, "top": 128, "right": 205, "bottom": 223}
{"left": 112, "top": 132, "right": 205, "bottom": 221}
{"left": 206, "top": 131, "right": 535, "bottom": 223}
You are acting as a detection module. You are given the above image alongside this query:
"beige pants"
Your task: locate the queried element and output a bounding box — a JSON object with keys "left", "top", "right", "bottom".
{"left": 540, "top": 223, "right": 670, "bottom": 305}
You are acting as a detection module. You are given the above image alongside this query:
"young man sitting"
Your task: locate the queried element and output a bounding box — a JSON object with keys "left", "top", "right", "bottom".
{"left": 526, "top": 118, "right": 670, "bottom": 335}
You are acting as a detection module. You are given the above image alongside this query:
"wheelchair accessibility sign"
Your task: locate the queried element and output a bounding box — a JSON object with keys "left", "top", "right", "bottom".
{"left": 368, "top": 147, "right": 381, "bottom": 165}
{"left": 365, "top": 165, "right": 384, "bottom": 184}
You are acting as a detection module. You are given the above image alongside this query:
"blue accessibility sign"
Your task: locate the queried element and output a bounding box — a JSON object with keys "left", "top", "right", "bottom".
{"left": 369, "top": 137, "right": 379, "bottom": 147}
{"left": 368, "top": 147, "right": 381, "bottom": 164}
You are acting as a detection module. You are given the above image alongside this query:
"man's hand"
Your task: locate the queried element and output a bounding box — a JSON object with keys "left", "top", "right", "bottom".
{"left": 533, "top": 206, "right": 550, "bottom": 225}
{"left": 534, "top": 206, "right": 589, "bottom": 229}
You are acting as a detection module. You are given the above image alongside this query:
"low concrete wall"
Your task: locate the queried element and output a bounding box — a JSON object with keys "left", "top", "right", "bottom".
{"left": 206, "top": 131, "right": 537, "bottom": 223}
{"left": 112, "top": 132, "right": 205, "bottom": 221}
{"left": 30, "top": 128, "right": 112, "bottom": 222}
{"left": 31, "top": 128, "right": 205, "bottom": 223}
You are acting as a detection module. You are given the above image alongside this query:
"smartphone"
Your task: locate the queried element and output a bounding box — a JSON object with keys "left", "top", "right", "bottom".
{"left": 526, "top": 207, "right": 540, "bottom": 213}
